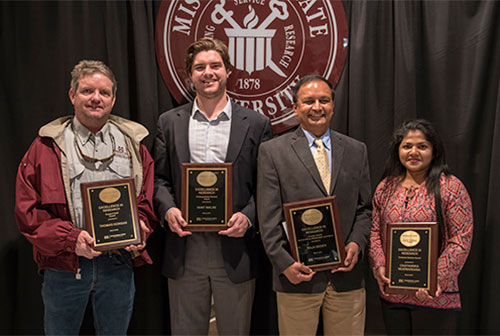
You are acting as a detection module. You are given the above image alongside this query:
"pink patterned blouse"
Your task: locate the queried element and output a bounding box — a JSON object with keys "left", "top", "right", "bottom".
{"left": 369, "top": 174, "right": 473, "bottom": 309}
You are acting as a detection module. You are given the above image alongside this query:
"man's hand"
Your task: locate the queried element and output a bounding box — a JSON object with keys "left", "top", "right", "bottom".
{"left": 218, "top": 212, "right": 249, "bottom": 237}
{"left": 166, "top": 208, "right": 192, "bottom": 237}
{"left": 75, "top": 231, "right": 101, "bottom": 259}
{"left": 282, "top": 262, "right": 315, "bottom": 285}
{"left": 373, "top": 266, "right": 390, "bottom": 296}
{"left": 331, "top": 241, "right": 359, "bottom": 273}
{"left": 125, "top": 220, "right": 150, "bottom": 252}
{"left": 416, "top": 284, "right": 442, "bottom": 301}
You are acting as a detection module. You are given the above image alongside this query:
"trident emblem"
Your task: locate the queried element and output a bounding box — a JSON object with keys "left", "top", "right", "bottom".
{"left": 211, "top": 0, "right": 288, "bottom": 77}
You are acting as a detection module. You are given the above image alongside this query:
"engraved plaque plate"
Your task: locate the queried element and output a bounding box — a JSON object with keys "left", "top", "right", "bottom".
{"left": 182, "top": 163, "right": 233, "bottom": 231}
{"left": 284, "top": 196, "right": 346, "bottom": 271}
{"left": 81, "top": 178, "right": 141, "bottom": 251}
{"left": 385, "top": 222, "right": 438, "bottom": 296}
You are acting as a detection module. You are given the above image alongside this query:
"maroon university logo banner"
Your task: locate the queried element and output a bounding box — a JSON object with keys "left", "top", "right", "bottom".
{"left": 156, "top": 0, "right": 348, "bottom": 134}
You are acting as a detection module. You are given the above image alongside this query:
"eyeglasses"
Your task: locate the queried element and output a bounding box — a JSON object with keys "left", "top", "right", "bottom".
{"left": 74, "top": 133, "right": 116, "bottom": 163}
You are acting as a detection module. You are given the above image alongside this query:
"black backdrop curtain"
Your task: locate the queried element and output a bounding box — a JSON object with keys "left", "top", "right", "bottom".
{"left": 1, "top": 1, "right": 498, "bottom": 335}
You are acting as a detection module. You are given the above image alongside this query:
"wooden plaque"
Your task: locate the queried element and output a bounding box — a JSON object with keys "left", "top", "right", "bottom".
{"left": 182, "top": 163, "right": 233, "bottom": 231}
{"left": 81, "top": 178, "right": 141, "bottom": 251}
{"left": 385, "top": 222, "right": 438, "bottom": 296}
{"left": 283, "top": 196, "right": 346, "bottom": 271}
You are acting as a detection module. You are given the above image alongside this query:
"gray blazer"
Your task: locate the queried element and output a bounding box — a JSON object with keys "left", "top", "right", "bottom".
{"left": 257, "top": 127, "right": 372, "bottom": 293}
{"left": 153, "top": 100, "right": 273, "bottom": 283}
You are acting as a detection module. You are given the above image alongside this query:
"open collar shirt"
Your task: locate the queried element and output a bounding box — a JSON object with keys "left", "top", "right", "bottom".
{"left": 64, "top": 117, "right": 131, "bottom": 228}
{"left": 189, "top": 97, "right": 232, "bottom": 164}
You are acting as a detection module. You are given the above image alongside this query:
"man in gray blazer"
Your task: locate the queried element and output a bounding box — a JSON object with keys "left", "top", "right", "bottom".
{"left": 257, "top": 74, "right": 371, "bottom": 335}
{"left": 153, "top": 38, "right": 273, "bottom": 335}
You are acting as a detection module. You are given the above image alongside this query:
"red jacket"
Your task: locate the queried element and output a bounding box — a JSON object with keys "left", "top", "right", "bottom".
{"left": 15, "top": 116, "right": 158, "bottom": 273}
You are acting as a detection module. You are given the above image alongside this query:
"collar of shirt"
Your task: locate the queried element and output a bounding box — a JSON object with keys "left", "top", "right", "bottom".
{"left": 302, "top": 127, "right": 331, "bottom": 151}
{"left": 72, "top": 117, "right": 111, "bottom": 146}
{"left": 65, "top": 119, "right": 131, "bottom": 229}
{"left": 191, "top": 96, "right": 232, "bottom": 122}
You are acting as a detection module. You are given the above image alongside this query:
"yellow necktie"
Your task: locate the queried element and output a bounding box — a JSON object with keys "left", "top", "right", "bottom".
{"left": 314, "top": 138, "right": 330, "bottom": 192}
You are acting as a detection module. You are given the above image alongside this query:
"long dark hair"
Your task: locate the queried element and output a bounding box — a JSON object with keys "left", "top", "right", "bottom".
{"left": 381, "top": 119, "right": 450, "bottom": 247}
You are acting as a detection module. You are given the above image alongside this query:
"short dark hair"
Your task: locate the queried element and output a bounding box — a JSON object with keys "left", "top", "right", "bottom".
{"left": 71, "top": 60, "right": 117, "bottom": 96}
{"left": 185, "top": 37, "right": 231, "bottom": 74}
{"left": 292, "top": 74, "right": 335, "bottom": 103}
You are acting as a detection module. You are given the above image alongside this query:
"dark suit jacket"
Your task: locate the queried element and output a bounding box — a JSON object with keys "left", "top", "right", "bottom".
{"left": 257, "top": 127, "right": 372, "bottom": 293}
{"left": 153, "top": 100, "right": 273, "bottom": 283}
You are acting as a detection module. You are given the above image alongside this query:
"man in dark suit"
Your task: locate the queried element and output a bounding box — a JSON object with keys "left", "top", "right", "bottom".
{"left": 257, "top": 74, "right": 371, "bottom": 335}
{"left": 153, "top": 38, "right": 273, "bottom": 335}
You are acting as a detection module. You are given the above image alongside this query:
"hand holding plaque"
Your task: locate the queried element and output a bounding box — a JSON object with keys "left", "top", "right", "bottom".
{"left": 283, "top": 196, "right": 346, "bottom": 271}
{"left": 182, "top": 163, "right": 233, "bottom": 231}
{"left": 81, "top": 178, "right": 141, "bottom": 251}
{"left": 384, "top": 222, "right": 438, "bottom": 296}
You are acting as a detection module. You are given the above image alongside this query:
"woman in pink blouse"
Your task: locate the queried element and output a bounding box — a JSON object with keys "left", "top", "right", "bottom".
{"left": 369, "top": 119, "right": 473, "bottom": 335}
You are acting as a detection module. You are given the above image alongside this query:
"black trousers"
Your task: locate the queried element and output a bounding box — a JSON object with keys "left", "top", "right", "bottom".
{"left": 380, "top": 298, "right": 458, "bottom": 335}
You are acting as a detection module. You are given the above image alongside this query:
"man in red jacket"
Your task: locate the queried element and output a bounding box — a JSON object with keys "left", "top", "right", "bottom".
{"left": 15, "top": 60, "right": 157, "bottom": 335}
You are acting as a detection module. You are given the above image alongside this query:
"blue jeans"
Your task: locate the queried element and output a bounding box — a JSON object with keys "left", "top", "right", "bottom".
{"left": 42, "top": 251, "right": 135, "bottom": 335}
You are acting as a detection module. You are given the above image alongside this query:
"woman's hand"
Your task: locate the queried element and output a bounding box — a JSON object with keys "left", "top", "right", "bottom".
{"left": 373, "top": 266, "right": 390, "bottom": 296}
{"left": 415, "top": 284, "right": 442, "bottom": 301}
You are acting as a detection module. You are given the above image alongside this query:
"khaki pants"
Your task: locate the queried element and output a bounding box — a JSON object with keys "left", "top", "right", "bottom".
{"left": 277, "top": 286, "right": 365, "bottom": 335}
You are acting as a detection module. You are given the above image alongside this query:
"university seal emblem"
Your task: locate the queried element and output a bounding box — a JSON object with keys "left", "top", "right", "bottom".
{"left": 156, "top": 0, "right": 348, "bottom": 134}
